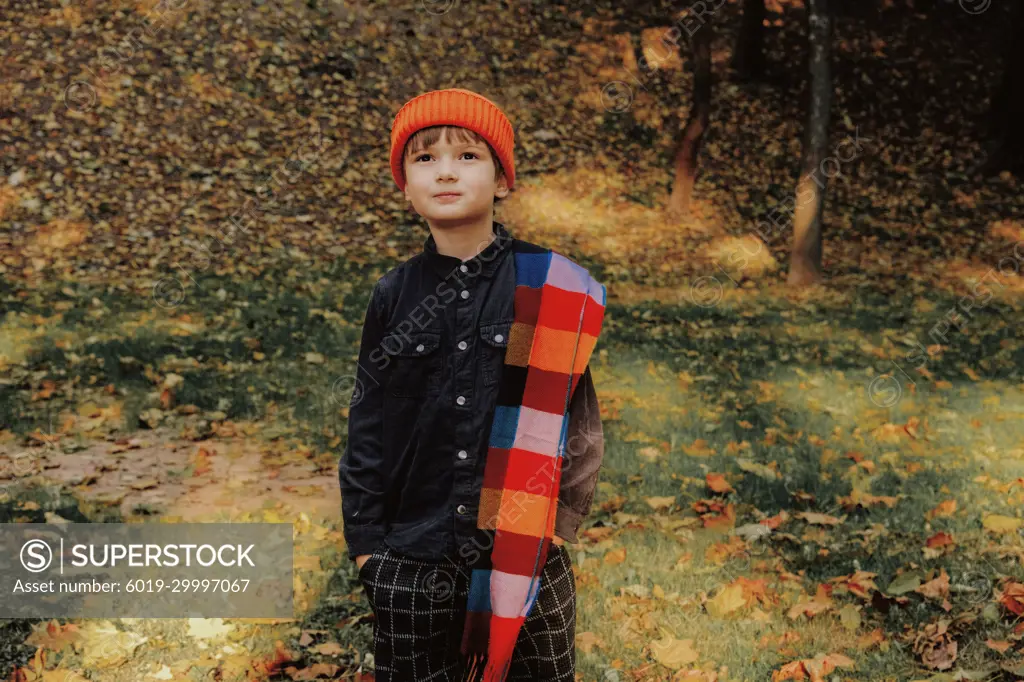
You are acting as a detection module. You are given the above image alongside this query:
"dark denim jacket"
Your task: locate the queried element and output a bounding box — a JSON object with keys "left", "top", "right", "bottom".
{"left": 338, "top": 220, "right": 604, "bottom": 562}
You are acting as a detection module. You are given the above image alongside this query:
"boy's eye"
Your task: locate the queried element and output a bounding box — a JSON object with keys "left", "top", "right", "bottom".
{"left": 413, "top": 152, "right": 478, "bottom": 162}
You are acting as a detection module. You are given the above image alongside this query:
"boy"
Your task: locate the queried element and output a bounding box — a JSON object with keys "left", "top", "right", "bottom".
{"left": 338, "top": 88, "right": 606, "bottom": 682}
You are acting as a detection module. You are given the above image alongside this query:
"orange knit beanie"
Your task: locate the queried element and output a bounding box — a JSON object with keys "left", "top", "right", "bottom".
{"left": 390, "top": 88, "right": 515, "bottom": 192}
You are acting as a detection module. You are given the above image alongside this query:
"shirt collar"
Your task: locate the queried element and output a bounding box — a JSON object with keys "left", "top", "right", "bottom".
{"left": 423, "top": 220, "right": 514, "bottom": 280}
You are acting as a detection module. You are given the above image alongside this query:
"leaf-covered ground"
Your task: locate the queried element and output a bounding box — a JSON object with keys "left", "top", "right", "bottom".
{"left": 2, "top": 0, "right": 1023, "bottom": 680}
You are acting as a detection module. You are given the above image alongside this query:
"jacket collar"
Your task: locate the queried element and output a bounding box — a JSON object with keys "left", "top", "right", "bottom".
{"left": 423, "top": 220, "right": 514, "bottom": 280}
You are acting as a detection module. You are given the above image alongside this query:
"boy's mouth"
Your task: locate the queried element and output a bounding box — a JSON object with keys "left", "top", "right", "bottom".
{"left": 434, "top": 191, "right": 462, "bottom": 198}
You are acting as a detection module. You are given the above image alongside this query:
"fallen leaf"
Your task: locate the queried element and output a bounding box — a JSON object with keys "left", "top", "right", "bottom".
{"left": 645, "top": 495, "right": 676, "bottom": 511}
{"left": 577, "top": 631, "right": 603, "bottom": 654}
{"left": 187, "top": 618, "right": 233, "bottom": 640}
{"left": 707, "top": 581, "right": 747, "bottom": 618}
{"left": 772, "top": 653, "right": 854, "bottom": 681}
{"left": 706, "top": 472, "right": 735, "bottom": 494}
{"left": 986, "top": 639, "right": 1013, "bottom": 654}
{"left": 637, "top": 446, "right": 663, "bottom": 462}
{"left": 796, "top": 511, "right": 844, "bottom": 526}
{"left": 838, "top": 604, "right": 862, "bottom": 632}
{"left": 916, "top": 569, "right": 951, "bottom": 602}
{"left": 650, "top": 634, "right": 699, "bottom": 669}
{"left": 913, "top": 619, "right": 958, "bottom": 671}
{"left": 858, "top": 628, "right": 886, "bottom": 650}
{"left": 787, "top": 584, "right": 834, "bottom": 620}
{"left": 312, "top": 641, "right": 344, "bottom": 656}
{"left": 887, "top": 572, "right": 923, "bottom": 596}
{"left": 998, "top": 581, "right": 1024, "bottom": 616}
{"left": 926, "top": 499, "right": 957, "bottom": 519}
{"left": 285, "top": 662, "right": 340, "bottom": 680}
{"left": 25, "top": 620, "right": 81, "bottom": 653}
{"left": 76, "top": 621, "right": 148, "bottom": 668}
{"left": 983, "top": 514, "right": 1023, "bottom": 534}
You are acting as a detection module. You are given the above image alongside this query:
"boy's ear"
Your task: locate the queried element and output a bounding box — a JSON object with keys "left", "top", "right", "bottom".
{"left": 494, "top": 173, "right": 510, "bottom": 200}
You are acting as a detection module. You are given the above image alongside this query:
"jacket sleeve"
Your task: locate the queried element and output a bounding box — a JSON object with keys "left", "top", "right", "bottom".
{"left": 339, "top": 279, "right": 391, "bottom": 559}
{"left": 555, "top": 364, "right": 604, "bottom": 544}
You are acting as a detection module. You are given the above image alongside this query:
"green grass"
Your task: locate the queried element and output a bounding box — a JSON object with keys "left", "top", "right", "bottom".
{"left": 2, "top": 264, "right": 1024, "bottom": 681}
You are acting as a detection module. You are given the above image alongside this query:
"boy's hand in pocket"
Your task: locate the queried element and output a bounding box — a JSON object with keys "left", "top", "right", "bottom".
{"left": 355, "top": 554, "right": 371, "bottom": 570}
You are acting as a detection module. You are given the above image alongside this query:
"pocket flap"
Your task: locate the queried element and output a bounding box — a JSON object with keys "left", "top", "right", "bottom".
{"left": 381, "top": 330, "right": 441, "bottom": 357}
{"left": 479, "top": 320, "right": 512, "bottom": 348}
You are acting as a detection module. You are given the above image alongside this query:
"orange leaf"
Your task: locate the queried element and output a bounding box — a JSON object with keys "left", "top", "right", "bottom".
{"left": 926, "top": 499, "right": 957, "bottom": 519}
{"left": 916, "top": 569, "right": 951, "bottom": 604}
{"left": 604, "top": 547, "right": 627, "bottom": 565}
{"left": 25, "top": 620, "right": 81, "bottom": 652}
{"left": 706, "top": 473, "right": 735, "bottom": 494}
{"left": 796, "top": 511, "right": 844, "bottom": 526}
{"left": 858, "top": 628, "right": 886, "bottom": 650}
{"left": 787, "top": 584, "right": 834, "bottom": 620}
{"left": 772, "top": 653, "right": 854, "bottom": 682}
{"left": 986, "top": 639, "right": 1013, "bottom": 654}
{"left": 191, "top": 446, "right": 214, "bottom": 476}
{"left": 999, "top": 581, "right": 1024, "bottom": 616}
{"left": 251, "top": 640, "right": 298, "bottom": 677}
{"left": 925, "top": 532, "right": 955, "bottom": 549}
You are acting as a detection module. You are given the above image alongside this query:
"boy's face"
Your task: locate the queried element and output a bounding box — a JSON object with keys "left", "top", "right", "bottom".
{"left": 402, "top": 127, "right": 509, "bottom": 224}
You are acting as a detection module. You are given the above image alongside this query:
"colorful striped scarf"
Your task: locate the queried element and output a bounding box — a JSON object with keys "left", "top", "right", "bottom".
{"left": 459, "top": 242, "right": 606, "bottom": 682}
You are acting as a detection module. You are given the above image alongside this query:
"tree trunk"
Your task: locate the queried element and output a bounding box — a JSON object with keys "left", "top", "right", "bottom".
{"left": 980, "top": 1, "right": 1024, "bottom": 175}
{"left": 733, "top": 0, "right": 766, "bottom": 80}
{"left": 668, "top": 20, "right": 712, "bottom": 217}
{"left": 788, "top": 0, "right": 832, "bottom": 287}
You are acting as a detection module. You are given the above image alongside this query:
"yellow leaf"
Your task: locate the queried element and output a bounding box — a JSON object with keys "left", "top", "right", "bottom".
{"left": 637, "top": 446, "right": 662, "bottom": 462}
{"left": 645, "top": 496, "right": 676, "bottom": 511}
{"left": 650, "top": 634, "right": 699, "bottom": 669}
{"left": 76, "top": 621, "right": 148, "bottom": 668}
{"left": 706, "top": 582, "right": 746, "bottom": 618}
{"left": 682, "top": 438, "right": 714, "bottom": 457}
{"left": 186, "top": 618, "right": 233, "bottom": 640}
{"left": 983, "top": 514, "right": 1022, "bottom": 534}
{"left": 838, "top": 604, "right": 861, "bottom": 632}
{"left": 577, "top": 631, "right": 603, "bottom": 654}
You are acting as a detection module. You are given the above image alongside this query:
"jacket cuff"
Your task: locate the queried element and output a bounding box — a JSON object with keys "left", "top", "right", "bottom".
{"left": 344, "top": 525, "right": 388, "bottom": 560}
{"left": 554, "top": 502, "right": 585, "bottom": 544}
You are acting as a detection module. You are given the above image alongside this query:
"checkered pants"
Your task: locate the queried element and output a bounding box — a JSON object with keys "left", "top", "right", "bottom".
{"left": 357, "top": 543, "right": 576, "bottom": 682}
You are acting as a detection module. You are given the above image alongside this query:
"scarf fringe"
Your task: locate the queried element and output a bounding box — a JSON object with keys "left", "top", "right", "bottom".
{"left": 461, "top": 652, "right": 484, "bottom": 682}
{"left": 481, "top": 653, "right": 512, "bottom": 682}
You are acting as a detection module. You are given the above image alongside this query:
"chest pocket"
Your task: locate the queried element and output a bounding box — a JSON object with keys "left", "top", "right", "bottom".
{"left": 480, "top": 320, "right": 512, "bottom": 387}
{"left": 383, "top": 330, "right": 442, "bottom": 398}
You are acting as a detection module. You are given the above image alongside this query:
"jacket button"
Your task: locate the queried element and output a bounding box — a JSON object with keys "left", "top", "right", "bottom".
{"left": 456, "top": 395, "right": 466, "bottom": 406}
{"left": 416, "top": 343, "right": 425, "bottom": 352}
{"left": 457, "top": 450, "right": 468, "bottom": 459}
{"left": 457, "top": 504, "right": 467, "bottom": 514}
{"left": 493, "top": 334, "right": 503, "bottom": 343}
{"left": 460, "top": 264, "right": 468, "bottom": 273}
{"left": 458, "top": 340, "right": 467, "bottom": 351}
{"left": 460, "top": 290, "right": 470, "bottom": 300}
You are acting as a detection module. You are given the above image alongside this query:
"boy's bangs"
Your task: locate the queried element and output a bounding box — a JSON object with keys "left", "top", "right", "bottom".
{"left": 405, "top": 125, "right": 487, "bottom": 157}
